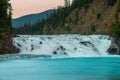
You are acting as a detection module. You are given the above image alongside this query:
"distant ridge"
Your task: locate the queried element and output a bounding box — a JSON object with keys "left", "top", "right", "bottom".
{"left": 12, "top": 9, "right": 54, "bottom": 28}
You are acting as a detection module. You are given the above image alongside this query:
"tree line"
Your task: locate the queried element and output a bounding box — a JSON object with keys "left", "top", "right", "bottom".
{"left": 13, "top": 0, "right": 119, "bottom": 35}
{"left": 0, "top": 0, "right": 12, "bottom": 33}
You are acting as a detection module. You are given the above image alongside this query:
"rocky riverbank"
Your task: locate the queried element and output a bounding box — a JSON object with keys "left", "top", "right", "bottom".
{"left": 107, "top": 36, "right": 120, "bottom": 55}
{"left": 0, "top": 32, "right": 120, "bottom": 55}
{"left": 0, "top": 32, "right": 20, "bottom": 54}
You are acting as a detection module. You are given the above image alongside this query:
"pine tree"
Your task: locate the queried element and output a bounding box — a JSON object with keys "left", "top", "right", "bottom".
{"left": 64, "top": 0, "right": 70, "bottom": 7}
{"left": 0, "top": 0, "right": 12, "bottom": 30}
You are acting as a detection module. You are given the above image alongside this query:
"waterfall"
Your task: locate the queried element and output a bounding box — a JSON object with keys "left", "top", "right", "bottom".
{"left": 13, "top": 34, "right": 111, "bottom": 57}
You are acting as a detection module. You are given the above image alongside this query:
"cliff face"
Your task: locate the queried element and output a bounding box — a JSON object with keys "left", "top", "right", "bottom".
{"left": 0, "top": 32, "right": 20, "bottom": 54}
{"left": 64, "top": 0, "right": 119, "bottom": 35}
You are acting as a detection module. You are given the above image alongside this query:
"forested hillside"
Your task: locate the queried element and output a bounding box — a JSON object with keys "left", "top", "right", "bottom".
{"left": 0, "top": 0, "right": 19, "bottom": 54}
{"left": 0, "top": 0, "right": 12, "bottom": 35}
{"left": 12, "top": 10, "right": 54, "bottom": 28}
{"left": 14, "top": 0, "right": 120, "bottom": 40}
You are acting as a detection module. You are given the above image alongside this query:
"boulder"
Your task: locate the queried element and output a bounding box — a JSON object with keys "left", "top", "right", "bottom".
{"left": 0, "top": 39, "right": 20, "bottom": 54}
{"left": 107, "top": 43, "right": 119, "bottom": 55}
{"left": 31, "top": 45, "right": 34, "bottom": 51}
{"left": 107, "top": 37, "right": 119, "bottom": 55}
{"left": 53, "top": 51, "right": 57, "bottom": 55}
{"left": 39, "top": 41, "right": 43, "bottom": 44}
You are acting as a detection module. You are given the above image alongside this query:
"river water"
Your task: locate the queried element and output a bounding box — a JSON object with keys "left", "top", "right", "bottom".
{"left": 0, "top": 57, "right": 120, "bottom": 80}
{"left": 0, "top": 34, "right": 119, "bottom": 80}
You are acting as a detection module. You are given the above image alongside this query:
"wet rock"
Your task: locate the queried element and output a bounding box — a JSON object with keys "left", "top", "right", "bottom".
{"left": 31, "top": 45, "right": 34, "bottom": 51}
{"left": 0, "top": 39, "right": 20, "bottom": 54}
{"left": 107, "top": 43, "right": 119, "bottom": 55}
{"left": 0, "top": 32, "right": 20, "bottom": 54}
{"left": 75, "top": 37, "right": 79, "bottom": 40}
{"left": 60, "top": 46, "right": 64, "bottom": 49}
{"left": 53, "top": 51, "right": 57, "bottom": 55}
{"left": 64, "top": 52, "right": 67, "bottom": 55}
{"left": 14, "top": 35, "right": 20, "bottom": 37}
{"left": 60, "top": 46, "right": 66, "bottom": 50}
{"left": 57, "top": 48, "right": 59, "bottom": 50}
{"left": 17, "top": 43, "right": 21, "bottom": 47}
{"left": 107, "top": 37, "right": 119, "bottom": 55}
{"left": 39, "top": 41, "right": 43, "bottom": 44}
{"left": 118, "top": 40, "right": 120, "bottom": 55}
{"left": 72, "top": 37, "right": 79, "bottom": 40}
{"left": 80, "top": 41, "right": 100, "bottom": 54}
{"left": 80, "top": 41, "right": 92, "bottom": 46}
{"left": 74, "top": 48, "right": 77, "bottom": 50}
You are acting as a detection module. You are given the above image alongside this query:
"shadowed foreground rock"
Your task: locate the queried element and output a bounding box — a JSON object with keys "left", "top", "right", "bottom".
{"left": 107, "top": 37, "right": 119, "bottom": 55}
{"left": 0, "top": 32, "right": 20, "bottom": 54}
{"left": 107, "top": 43, "right": 119, "bottom": 55}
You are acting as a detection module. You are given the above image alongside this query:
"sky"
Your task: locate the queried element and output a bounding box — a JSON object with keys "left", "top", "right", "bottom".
{"left": 10, "top": 0, "right": 72, "bottom": 18}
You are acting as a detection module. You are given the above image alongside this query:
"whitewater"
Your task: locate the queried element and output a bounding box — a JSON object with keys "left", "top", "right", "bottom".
{"left": 0, "top": 34, "right": 120, "bottom": 80}
{"left": 12, "top": 34, "right": 111, "bottom": 58}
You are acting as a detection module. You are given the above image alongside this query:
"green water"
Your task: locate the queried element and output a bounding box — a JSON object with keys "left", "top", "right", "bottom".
{"left": 0, "top": 57, "right": 120, "bottom": 80}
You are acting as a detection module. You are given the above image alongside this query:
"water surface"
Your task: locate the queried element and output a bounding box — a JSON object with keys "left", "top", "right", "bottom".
{"left": 0, "top": 57, "right": 120, "bottom": 80}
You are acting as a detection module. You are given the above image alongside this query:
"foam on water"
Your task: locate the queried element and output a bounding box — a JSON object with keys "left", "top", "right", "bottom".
{"left": 13, "top": 34, "right": 111, "bottom": 58}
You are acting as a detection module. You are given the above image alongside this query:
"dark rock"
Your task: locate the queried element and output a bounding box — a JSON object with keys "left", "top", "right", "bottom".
{"left": 17, "top": 43, "right": 21, "bottom": 47}
{"left": 0, "top": 39, "right": 20, "bottom": 54}
{"left": 118, "top": 40, "right": 120, "bottom": 55}
{"left": 0, "top": 32, "right": 20, "bottom": 54}
{"left": 14, "top": 35, "right": 20, "bottom": 37}
{"left": 74, "top": 48, "right": 77, "bottom": 50}
{"left": 60, "top": 46, "right": 64, "bottom": 50}
{"left": 53, "top": 51, "right": 57, "bottom": 55}
{"left": 80, "top": 41, "right": 92, "bottom": 46}
{"left": 75, "top": 37, "right": 79, "bottom": 40}
{"left": 39, "top": 41, "right": 43, "bottom": 44}
{"left": 107, "top": 37, "right": 120, "bottom": 55}
{"left": 31, "top": 45, "right": 34, "bottom": 51}
{"left": 64, "top": 52, "right": 67, "bottom": 55}
{"left": 63, "top": 48, "right": 66, "bottom": 50}
{"left": 60, "top": 46, "right": 66, "bottom": 50}
{"left": 107, "top": 43, "right": 119, "bottom": 55}
{"left": 57, "top": 48, "right": 59, "bottom": 50}
{"left": 80, "top": 41, "right": 100, "bottom": 54}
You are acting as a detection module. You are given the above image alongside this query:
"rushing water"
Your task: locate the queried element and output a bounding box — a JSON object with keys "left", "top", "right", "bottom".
{"left": 0, "top": 34, "right": 119, "bottom": 80}
{"left": 13, "top": 34, "right": 111, "bottom": 57}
